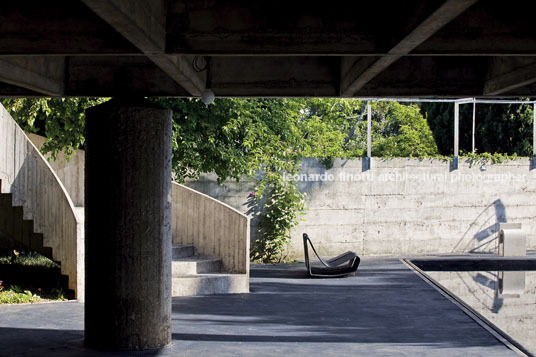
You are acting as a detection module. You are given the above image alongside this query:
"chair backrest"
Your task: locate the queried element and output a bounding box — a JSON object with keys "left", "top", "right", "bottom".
{"left": 303, "top": 233, "right": 329, "bottom": 268}
{"left": 303, "top": 233, "right": 311, "bottom": 270}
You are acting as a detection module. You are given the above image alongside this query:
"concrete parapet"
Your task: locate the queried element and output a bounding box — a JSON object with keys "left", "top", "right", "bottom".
{"left": 0, "top": 104, "right": 81, "bottom": 297}
{"left": 171, "top": 182, "right": 250, "bottom": 276}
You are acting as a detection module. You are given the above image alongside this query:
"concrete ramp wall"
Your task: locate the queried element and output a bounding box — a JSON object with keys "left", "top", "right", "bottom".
{"left": 0, "top": 104, "right": 82, "bottom": 297}
{"left": 171, "top": 182, "right": 250, "bottom": 275}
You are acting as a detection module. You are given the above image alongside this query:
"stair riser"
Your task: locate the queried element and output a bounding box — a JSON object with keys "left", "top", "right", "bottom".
{"left": 0, "top": 193, "right": 50, "bottom": 259}
{"left": 21, "top": 220, "right": 33, "bottom": 247}
{"left": 172, "top": 275, "right": 249, "bottom": 296}
{"left": 172, "top": 245, "right": 194, "bottom": 259}
{"left": 11, "top": 207, "right": 24, "bottom": 244}
{"left": 0, "top": 203, "right": 14, "bottom": 237}
{"left": 172, "top": 260, "right": 222, "bottom": 275}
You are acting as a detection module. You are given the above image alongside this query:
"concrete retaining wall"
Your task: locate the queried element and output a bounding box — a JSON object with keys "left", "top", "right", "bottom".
{"left": 187, "top": 158, "right": 536, "bottom": 259}
{"left": 172, "top": 182, "right": 250, "bottom": 274}
{"left": 18, "top": 133, "right": 536, "bottom": 260}
{"left": 0, "top": 105, "right": 82, "bottom": 297}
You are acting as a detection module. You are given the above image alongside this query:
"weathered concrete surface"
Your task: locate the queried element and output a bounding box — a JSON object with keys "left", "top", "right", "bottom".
{"left": 84, "top": 99, "right": 172, "bottom": 350}
{"left": 27, "top": 133, "right": 85, "bottom": 207}
{"left": 0, "top": 104, "right": 82, "bottom": 297}
{"left": 187, "top": 157, "right": 536, "bottom": 258}
{"left": 2, "top": 2, "right": 536, "bottom": 97}
{"left": 171, "top": 243, "right": 249, "bottom": 296}
{"left": 172, "top": 183, "right": 250, "bottom": 275}
{"left": 0, "top": 259, "right": 518, "bottom": 356}
{"left": 22, "top": 135, "right": 251, "bottom": 296}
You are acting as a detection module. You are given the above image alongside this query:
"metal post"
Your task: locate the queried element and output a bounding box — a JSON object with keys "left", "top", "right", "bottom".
{"left": 453, "top": 102, "right": 459, "bottom": 169}
{"left": 367, "top": 103, "right": 372, "bottom": 158}
{"left": 364, "top": 103, "right": 372, "bottom": 170}
{"left": 472, "top": 98, "right": 476, "bottom": 153}
{"left": 533, "top": 102, "right": 536, "bottom": 157}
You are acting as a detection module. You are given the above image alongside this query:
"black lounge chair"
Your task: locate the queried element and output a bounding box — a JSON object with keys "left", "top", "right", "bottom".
{"left": 303, "top": 233, "right": 360, "bottom": 277}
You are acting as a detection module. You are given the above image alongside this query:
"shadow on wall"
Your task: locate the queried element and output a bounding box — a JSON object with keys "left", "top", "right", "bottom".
{"left": 453, "top": 199, "right": 506, "bottom": 253}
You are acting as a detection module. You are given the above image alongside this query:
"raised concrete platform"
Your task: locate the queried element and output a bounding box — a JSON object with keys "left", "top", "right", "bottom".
{"left": 0, "top": 258, "right": 519, "bottom": 356}
{"left": 171, "top": 244, "right": 249, "bottom": 296}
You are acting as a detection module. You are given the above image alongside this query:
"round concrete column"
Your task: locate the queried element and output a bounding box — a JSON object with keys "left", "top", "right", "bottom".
{"left": 84, "top": 99, "right": 172, "bottom": 350}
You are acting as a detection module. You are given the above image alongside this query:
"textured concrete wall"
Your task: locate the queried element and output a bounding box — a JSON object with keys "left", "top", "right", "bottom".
{"left": 187, "top": 158, "right": 536, "bottom": 258}
{"left": 0, "top": 104, "right": 82, "bottom": 296}
{"left": 23, "top": 134, "right": 250, "bottom": 277}
{"left": 172, "top": 182, "right": 250, "bottom": 274}
{"left": 16, "top": 134, "right": 536, "bottom": 260}
{"left": 27, "top": 134, "right": 85, "bottom": 207}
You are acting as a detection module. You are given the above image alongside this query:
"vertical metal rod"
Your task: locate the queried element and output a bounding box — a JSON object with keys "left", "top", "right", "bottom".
{"left": 533, "top": 102, "right": 536, "bottom": 157}
{"left": 454, "top": 102, "right": 459, "bottom": 158}
{"left": 472, "top": 98, "right": 476, "bottom": 153}
{"left": 367, "top": 103, "right": 372, "bottom": 158}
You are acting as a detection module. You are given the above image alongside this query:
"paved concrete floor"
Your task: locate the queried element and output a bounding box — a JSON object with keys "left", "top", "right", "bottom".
{"left": 0, "top": 258, "right": 518, "bottom": 356}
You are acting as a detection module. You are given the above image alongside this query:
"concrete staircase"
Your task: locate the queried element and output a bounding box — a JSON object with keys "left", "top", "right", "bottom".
{"left": 0, "top": 179, "right": 52, "bottom": 258}
{"left": 172, "top": 244, "right": 249, "bottom": 296}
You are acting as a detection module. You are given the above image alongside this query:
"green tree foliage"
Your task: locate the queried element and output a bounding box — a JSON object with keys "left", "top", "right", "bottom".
{"left": 1, "top": 97, "right": 439, "bottom": 262}
{"left": 1, "top": 98, "right": 108, "bottom": 160}
{"left": 297, "top": 99, "right": 439, "bottom": 160}
{"left": 152, "top": 98, "right": 306, "bottom": 262}
{"left": 150, "top": 98, "right": 304, "bottom": 184}
{"left": 372, "top": 102, "right": 438, "bottom": 157}
{"left": 421, "top": 101, "right": 533, "bottom": 156}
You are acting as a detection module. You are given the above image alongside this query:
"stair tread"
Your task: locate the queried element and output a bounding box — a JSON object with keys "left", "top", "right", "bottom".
{"left": 172, "top": 273, "right": 247, "bottom": 278}
{"left": 172, "top": 257, "right": 221, "bottom": 263}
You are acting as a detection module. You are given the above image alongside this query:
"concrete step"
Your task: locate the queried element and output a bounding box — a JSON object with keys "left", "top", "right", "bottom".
{"left": 172, "top": 258, "right": 222, "bottom": 276}
{"left": 172, "top": 273, "right": 249, "bottom": 296}
{"left": 172, "top": 244, "right": 194, "bottom": 259}
{"left": 11, "top": 206, "right": 24, "bottom": 244}
{"left": 21, "top": 220, "right": 33, "bottom": 247}
{"left": 0, "top": 193, "right": 13, "bottom": 208}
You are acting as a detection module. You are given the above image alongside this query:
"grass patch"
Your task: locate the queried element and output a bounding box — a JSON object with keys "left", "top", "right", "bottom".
{"left": 0, "top": 250, "right": 59, "bottom": 269}
{"left": 0, "top": 249, "right": 70, "bottom": 304}
{"left": 0, "top": 283, "right": 67, "bottom": 304}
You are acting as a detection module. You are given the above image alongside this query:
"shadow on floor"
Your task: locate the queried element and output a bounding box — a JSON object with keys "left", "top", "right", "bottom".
{"left": 0, "top": 260, "right": 517, "bottom": 356}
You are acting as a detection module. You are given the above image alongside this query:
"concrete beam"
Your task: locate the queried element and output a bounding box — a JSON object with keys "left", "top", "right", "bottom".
{"left": 484, "top": 57, "right": 536, "bottom": 95}
{"left": 66, "top": 56, "right": 190, "bottom": 97}
{"left": 414, "top": 1, "right": 536, "bottom": 56}
{"left": 0, "top": 1, "right": 139, "bottom": 56}
{"left": 211, "top": 57, "right": 338, "bottom": 97}
{"left": 356, "top": 56, "right": 486, "bottom": 97}
{"left": 0, "top": 57, "right": 65, "bottom": 96}
{"left": 341, "top": 0, "right": 478, "bottom": 97}
{"left": 81, "top": 0, "right": 204, "bottom": 95}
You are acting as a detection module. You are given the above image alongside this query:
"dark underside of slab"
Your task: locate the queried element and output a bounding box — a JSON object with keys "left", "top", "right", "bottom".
{"left": 0, "top": 258, "right": 517, "bottom": 356}
{"left": 1, "top": 1, "right": 536, "bottom": 98}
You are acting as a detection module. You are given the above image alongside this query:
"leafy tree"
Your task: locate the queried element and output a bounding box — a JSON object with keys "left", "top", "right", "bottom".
{"left": 0, "top": 98, "right": 108, "bottom": 160}
{"left": 372, "top": 102, "right": 438, "bottom": 157}
{"left": 1, "top": 97, "right": 440, "bottom": 262}
{"left": 420, "top": 101, "right": 533, "bottom": 156}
